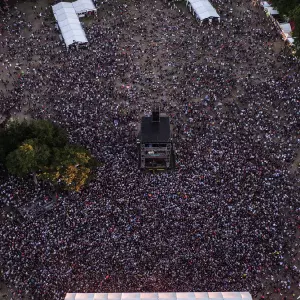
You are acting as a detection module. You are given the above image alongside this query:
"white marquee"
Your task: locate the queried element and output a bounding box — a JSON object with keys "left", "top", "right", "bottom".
{"left": 262, "top": 1, "right": 270, "bottom": 7}
{"left": 72, "top": 0, "right": 97, "bottom": 15}
{"left": 186, "top": 0, "right": 220, "bottom": 21}
{"left": 65, "top": 292, "right": 252, "bottom": 300}
{"left": 264, "top": 6, "right": 279, "bottom": 15}
{"left": 52, "top": 2, "right": 88, "bottom": 48}
{"left": 279, "top": 23, "right": 292, "bottom": 34}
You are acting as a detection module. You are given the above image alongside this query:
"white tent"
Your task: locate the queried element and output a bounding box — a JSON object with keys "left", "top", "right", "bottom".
{"left": 186, "top": 0, "right": 220, "bottom": 21}
{"left": 278, "top": 23, "right": 294, "bottom": 43}
{"left": 72, "top": 0, "right": 96, "bottom": 15}
{"left": 264, "top": 6, "right": 279, "bottom": 15}
{"left": 279, "top": 23, "right": 292, "bottom": 34}
{"left": 53, "top": 2, "right": 76, "bottom": 17}
{"left": 65, "top": 293, "right": 253, "bottom": 300}
{"left": 52, "top": 2, "right": 88, "bottom": 48}
{"left": 262, "top": 1, "right": 271, "bottom": 7}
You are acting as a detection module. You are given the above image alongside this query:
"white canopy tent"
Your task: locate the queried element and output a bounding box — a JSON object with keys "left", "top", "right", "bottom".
{"left": 72, "top": 0, "right": 96, "bottom": 15}
{"left": 279, "top": 23, "right": 292, "bottom": 33}
{"left": 52, "top": 2, "right": 88, "bottom": 48}
{"left": 279, "top": 23, "right": 295, "bottom": 44}
{"left": 65, "top": 293, "right": 253, "bottom": 300}
{"left": 186, "top": 0, "right": 220, "bottom": 21}
{"left": 264, "top": 6, "right": 279, "bottom": 15}
{"left": 262, "top": 1, "right": 271, "bottom": 7}
{"left": 53, "top": 2, "right": 77, "bottom": 17}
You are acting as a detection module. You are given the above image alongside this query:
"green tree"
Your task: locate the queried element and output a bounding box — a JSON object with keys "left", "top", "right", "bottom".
{"left": 38, "top": 146, "right": 93, "bottom": 192}
{"left": 5, "top": 139, "right": 51, "bottom": 177}
{"left": 0, "top": 120, "right": 32, "bottom": 162}
{"left": 291, "top": 5, "right": 300, "bottom": 48}
{"left": 271, "top": 0, "right": 300, "bottom": 53}
{"left": 1, "top": 120, "right": 94, "bottom": 192}
{"left": 30, "top": 120, "right": 68, "bottom": 147}
{"left": 6, "top": 141, "right": 36, "bottom": 176}
{"left": 0, "top": 120, "right": 67, "bottom": 163}
{"left": 272, "top": 0, "right": 300, "bottom": 16}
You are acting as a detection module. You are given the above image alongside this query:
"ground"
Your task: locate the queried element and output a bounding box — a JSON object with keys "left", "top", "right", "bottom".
{"left": 0, "top": 0, "right": 299, "bottom": 299}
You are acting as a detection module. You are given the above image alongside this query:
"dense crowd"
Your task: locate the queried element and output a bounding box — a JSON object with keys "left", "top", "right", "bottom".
{"left": 0, "top": 0, "right": 300, "bottom": 299}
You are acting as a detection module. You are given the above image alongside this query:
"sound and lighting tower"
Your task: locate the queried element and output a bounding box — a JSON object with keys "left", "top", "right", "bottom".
{"left": 137, "top": 105, "right": 175, "bottom": 170}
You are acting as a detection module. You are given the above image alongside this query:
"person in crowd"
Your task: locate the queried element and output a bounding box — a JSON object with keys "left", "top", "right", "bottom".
{"left": 0, "top": 0, "right": 299, "bottom": 299}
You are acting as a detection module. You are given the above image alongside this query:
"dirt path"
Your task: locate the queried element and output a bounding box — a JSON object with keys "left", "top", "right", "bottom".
{"left": 0, "top": 281, "right": 12, "bottom": 299}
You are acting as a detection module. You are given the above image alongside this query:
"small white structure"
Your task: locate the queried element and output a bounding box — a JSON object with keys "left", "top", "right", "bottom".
{"left": 72, "top": 0, "right": 97, "bottom": 15}
{"left": 52, "top": 2, "right": 88, "bottom": 48}
{"left": 52, "top": 0, "right": 96, "bottom": 48}
{"left": 279, "top": 23, "right": 292, "bottom": 34}
{"left": 262, "top": 1, "right": 271, "bottom": 7}
{"left": 186, "top": 0, "right": 220, "bottom": 22}
{"left": 65, "top": 292, "right": 253, "bottom": 300}
{"left": 264, "top": 6, "right": 279, "bottom": 15}
{"left": 279, "top": 23, "right": 295, "bottom": 44}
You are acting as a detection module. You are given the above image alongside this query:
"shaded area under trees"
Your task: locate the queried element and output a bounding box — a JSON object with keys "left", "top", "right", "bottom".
{"left": 0, "top": 120, "right": 97, "bottom": 192}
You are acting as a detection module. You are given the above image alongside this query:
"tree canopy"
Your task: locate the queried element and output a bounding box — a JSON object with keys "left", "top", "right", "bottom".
{"left": 271, "top": 0, "right": 300, "bottom": 16}
{"left": 38, "top": 146, "right": 93, "bottom": 192}
{"left": 291, "top": 5, "right": 300, "bottom": 52}
{"left": 0, "top": 120, "right": 95, "bottom": 192}
{"left": 0, "top": 120, "right": 67, "bottom": 162}
{"left": 5, "top": 139, "right": 51, "bottom": 176}
{"left": 271, "top": 0, "right": 300, "bottom": 51}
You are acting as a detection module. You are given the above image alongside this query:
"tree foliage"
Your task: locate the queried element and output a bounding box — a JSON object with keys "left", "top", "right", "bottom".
{"left": 291, "top": 5, "right": 300, "bottom": 49}
{"left": 0, "top": 120, "right": 94, "bottom": 192}
{"left": 6, "top": 141, "right": 37, "bottom": 176}
{"left": 38, "top": 146, "right": 93, "bottom": 192}
{"left": 6, "top": 138, "right": 51, "bottom": 176}
{"left": 271, "top": 0, "right": 300, "bottom": 53}
{"left": 0, "top": 120, "right": 67, "bottom": 163}
{"left": 271, "top": 0, "right": 300, "bottom": 16}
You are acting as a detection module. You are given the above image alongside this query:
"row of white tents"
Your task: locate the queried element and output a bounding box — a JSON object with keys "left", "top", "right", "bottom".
{"left": 52, "top": 0, "right": 96, "bottom": 49}
{"left": 186, "top": 0, "right": 220, "bottom": 22}
{"left": 65, "top": 292, "right": 253, "bottom": 300}
{"left": 261, "top": 1, "right": 295, "bottom": 45}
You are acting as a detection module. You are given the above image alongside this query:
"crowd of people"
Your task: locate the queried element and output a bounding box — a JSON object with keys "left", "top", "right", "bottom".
{"left": 0, "top": 0, "right": 300, "bottom": 299}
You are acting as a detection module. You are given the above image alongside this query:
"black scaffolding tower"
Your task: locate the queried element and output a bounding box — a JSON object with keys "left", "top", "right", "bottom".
{"left": 137, "top": 106, "right": 175, "bottom": 170}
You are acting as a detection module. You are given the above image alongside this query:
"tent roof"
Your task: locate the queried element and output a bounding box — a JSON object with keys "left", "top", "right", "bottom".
{"left": 264, "top": 6, "right": 279, "bottom": 15}
{"left": 52, "top": 2, "right": 74, "bottom": 12}
{"left": 188, "top": 0, "right": 207, "bottom": 3}
{"left": 52, "top": 3, "right": 88, "bottom": 47}
{"left": 65, "top": 293, "right": 253, "bottom": 300}
{"left": 187, "top": 0, "right": 220, "bottom": 20}
{"left": 54, "top": 0, "right": 96, "bottom": 15}
{"left": 279, "top": 23, "right": 292, "bottom": 33}
{"left": 262, "top": 1, "right": 271, "bottom": 7}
